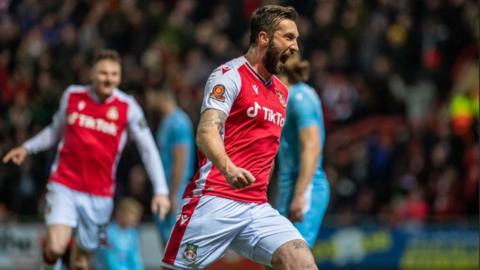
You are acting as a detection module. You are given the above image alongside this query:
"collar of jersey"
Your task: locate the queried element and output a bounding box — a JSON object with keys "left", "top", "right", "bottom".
{"left": 244, "top": 59, "right": 273, "bottom": 87}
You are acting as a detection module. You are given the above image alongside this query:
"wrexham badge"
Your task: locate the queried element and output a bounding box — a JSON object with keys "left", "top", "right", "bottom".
{"left": 276, "top": 90, "right": 287, "bottom": 107}
{"left": 183, "top": 243, "right": 198, "bottom": 264}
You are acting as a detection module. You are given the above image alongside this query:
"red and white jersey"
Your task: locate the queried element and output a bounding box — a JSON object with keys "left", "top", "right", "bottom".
{"left": 23, "top": 85, "right": 168, "bottom": 197}
{"left": 184, "top": 57, "right": 288, "bottom": 204}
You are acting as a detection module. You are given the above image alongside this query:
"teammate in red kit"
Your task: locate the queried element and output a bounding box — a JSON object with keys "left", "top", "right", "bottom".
{"left": 3, "top": 50, "right": 171, "bottom": 270}
{"left": 162, "top": 5, "right": 317, "bottom": 270}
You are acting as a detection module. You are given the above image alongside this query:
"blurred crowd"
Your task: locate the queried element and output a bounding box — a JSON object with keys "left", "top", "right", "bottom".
{"left": 0, "top": 0, "right": 478, "bottom": 226}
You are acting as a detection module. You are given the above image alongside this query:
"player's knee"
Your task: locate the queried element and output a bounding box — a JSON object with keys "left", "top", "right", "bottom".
{"left": 46, "top": 240, "right": 67, "bottom": 257}
{"left": 46, "top": 225, "right": 72, "bottom": 257}
{"left": 271, "top": 239, "right": 317, "bottom": 270}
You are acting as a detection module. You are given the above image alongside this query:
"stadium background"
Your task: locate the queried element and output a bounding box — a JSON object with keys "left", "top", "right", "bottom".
{"left": 0, "top": 0, "right": 478, "bottom": 269}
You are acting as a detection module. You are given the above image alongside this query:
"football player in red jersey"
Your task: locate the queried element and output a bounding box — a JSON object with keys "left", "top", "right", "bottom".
{"left": 162, "top": 5, "right": 317, "bottom": 270}
{"left": 3, "top": 50, "right": 170, "bottom": 270}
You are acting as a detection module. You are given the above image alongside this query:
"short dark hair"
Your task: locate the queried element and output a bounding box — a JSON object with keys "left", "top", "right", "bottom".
{"left": 93, "top": 49, "right": 121, "bottom": 65}
{"left": 249, "top": 5, "right": 298, "bottom": 46}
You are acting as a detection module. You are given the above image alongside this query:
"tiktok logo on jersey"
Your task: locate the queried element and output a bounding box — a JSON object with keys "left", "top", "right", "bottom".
{"left": 246, "top": 101, "right": 285, "bottom": 127}
{"left": 67, "top": 112, "right": 118, "bottom": 136}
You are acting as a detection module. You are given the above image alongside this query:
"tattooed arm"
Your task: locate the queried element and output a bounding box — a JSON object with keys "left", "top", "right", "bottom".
{"left": 196, "top": 109, "right": 255, "bottom": 189}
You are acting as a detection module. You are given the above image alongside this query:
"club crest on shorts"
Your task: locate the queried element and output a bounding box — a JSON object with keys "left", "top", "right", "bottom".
{"left": 183, "top": 243, "right": 198, "bottom": 264}
{"left": 209, "top": 84, "right": 226, "bottom": 102}
{"left": 276, "top": 90, "right": 287, "bottom": 107}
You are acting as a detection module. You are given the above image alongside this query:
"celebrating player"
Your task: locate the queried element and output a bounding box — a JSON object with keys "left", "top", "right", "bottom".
{"left": 3, "top": 49, "right": 170, "bottom": 270}
{"left": 161, "top": 5, "right": 317, "bottom": 270}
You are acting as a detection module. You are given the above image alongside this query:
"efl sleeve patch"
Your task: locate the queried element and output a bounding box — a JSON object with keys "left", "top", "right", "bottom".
{"left": 209, "top": 84, "right": 226, "bottom": 102}
{"left": 138, "top": 118, "right": 148, "bottom": 129}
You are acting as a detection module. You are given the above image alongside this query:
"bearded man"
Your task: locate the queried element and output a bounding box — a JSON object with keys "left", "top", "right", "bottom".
{"left": 161, "top": 5, "right": 318, "bottom": 270}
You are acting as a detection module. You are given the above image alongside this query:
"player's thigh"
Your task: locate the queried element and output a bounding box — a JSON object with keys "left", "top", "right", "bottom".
{"left": 45, "top": 182, "right": 77, "bottom": 254}
{"left": 162, "top": 196, "right": 251, "bottom": 269}
{"left": 75, "top": 192, "right": 113, "bottom": 252}
{"left": 45, "top": 182, "right": 78, "bottom": 227}
{"left": 230, "top": 203, "right": 304, "bottom": 266}
{"left": 46, "top": 224, "right": 73, "bottom": 254}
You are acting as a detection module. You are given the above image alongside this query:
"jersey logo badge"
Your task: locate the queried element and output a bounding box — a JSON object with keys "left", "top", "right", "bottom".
{"left": 209, "top": 84, "right": 225, "bottom": 102}
{"left": 276, "top": 90, "right": 287, "bottom": 107}
{"left": 180, "top": 214, "right": 189, "bottom": 226}
{"left": 138, "top": 118, "right": 148, "bottom": 129}
{"left": 252, "top": 84, "right": 259, "bottom": 95}
{"left": 78, "top": 100, "right": 86, "bottom": 111}
{"left": 107, "top": 106, "right": 119, "bottom": 121}
{"left": 221, "top": 66, "right": 230, "bottom": 74}
{"left": 183, "top": 243, "right": 198, "bottom": 264}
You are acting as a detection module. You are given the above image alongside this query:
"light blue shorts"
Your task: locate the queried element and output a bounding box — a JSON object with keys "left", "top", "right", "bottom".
{"left": 276, "top": 178, "right": 330, "bottom": 247}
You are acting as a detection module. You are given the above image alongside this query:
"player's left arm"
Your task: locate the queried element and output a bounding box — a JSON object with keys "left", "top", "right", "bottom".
{"left": 128, "top": 99, "right": 170, "bottom": 219}
{"left": 290, "top": 125, "right": 321, "bottom": 220}
{"left": 289, "top": 94, "right": 322, "bottom": 222}
{"left": 169, "top": 122, "right": 190, "bottom": 214}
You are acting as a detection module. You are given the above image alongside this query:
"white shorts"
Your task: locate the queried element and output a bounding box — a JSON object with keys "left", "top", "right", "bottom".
{"left": 162, "top": 195, "right": 304, "bottom": 269}
{"left": 45, "top": 182, "right": 113, "bottom": 251}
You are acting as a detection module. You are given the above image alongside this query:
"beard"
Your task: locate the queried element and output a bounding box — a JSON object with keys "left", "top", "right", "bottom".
{"left": 263, "top": 40, "right": 291, "bottom": 75}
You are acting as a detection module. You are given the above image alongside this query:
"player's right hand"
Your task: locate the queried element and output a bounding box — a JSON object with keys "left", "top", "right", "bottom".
{"left": 151, "top": 194, "right": 171, "bottom": 220}
{"left": 2, "top": 146, "right": 28, "bottom": 165}
{"left": 224, "top": 162, "right": 256, "bottom": 189}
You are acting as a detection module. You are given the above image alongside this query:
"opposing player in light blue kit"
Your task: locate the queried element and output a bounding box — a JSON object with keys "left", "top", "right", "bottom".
{"left": 277, "top": 55, "right": 330, "bottom": 247}
{"left": 147, "top": 87, "right": 195, "bottom": 245}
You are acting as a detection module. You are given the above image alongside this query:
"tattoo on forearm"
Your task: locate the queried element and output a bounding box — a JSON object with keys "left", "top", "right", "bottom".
{"left": 199, "top": 109, "right": 227, "bottom": 131}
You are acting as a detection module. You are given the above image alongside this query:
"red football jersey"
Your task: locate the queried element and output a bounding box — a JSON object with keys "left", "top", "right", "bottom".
{"left": 184, "top": 57, "right": 288, "bottom": 204}
{"left": 24, "top": 85, "right": 168, "bottom": 197}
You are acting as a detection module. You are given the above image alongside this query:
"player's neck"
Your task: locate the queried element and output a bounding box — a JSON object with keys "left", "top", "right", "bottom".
{"left": 91, "top": 87, "right": 112, "bottom": 103}
{"left": 245, "top": 47, "right": 272, "bottom": 80}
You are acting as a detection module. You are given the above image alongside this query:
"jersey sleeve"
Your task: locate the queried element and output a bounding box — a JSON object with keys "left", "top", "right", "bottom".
{"left": 127, "top": 98, "right": 169, "bottom": 195}
{"left": 23, "top": 86, "right": 70, "bottom": 154}
{"left": 200, "top": 65, "right": 241, "bottom": 115}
